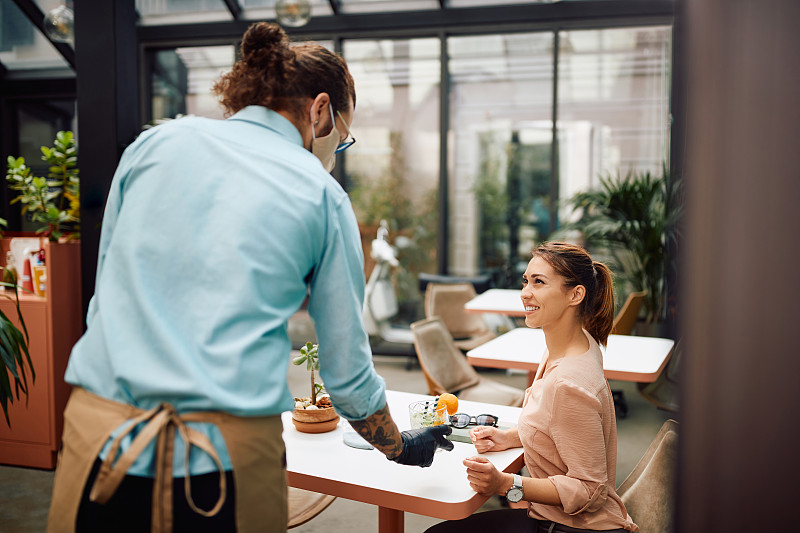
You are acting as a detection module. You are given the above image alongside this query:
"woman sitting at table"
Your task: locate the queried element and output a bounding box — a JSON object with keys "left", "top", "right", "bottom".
{"left": 427, "top": 242, "right": 638, "bottom": 533}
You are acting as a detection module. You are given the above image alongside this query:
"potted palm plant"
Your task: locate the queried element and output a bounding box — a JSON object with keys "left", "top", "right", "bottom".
{"left": 559, "top": 165, "right": 683, "bottom": 329}
{"left": 291, "top": 342, "right": 338, "bottom": 433}
{"left": 0, "top": 281, "right": 33, "bottom": 427}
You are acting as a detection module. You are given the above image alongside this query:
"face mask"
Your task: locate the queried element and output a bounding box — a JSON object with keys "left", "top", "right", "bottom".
{"left": 311, "top": 104, "right": 340, "bottom": 172}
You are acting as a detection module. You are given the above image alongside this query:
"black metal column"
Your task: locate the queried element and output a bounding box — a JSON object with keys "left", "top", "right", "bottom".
{"left": 549, "top": 30, "right": 560, "bottom": 236}
{"left": 437, "top": 32, "right": 449, "bottom": 274}
{"left": 74, "top": 0, "right": 140, "bottom": 324}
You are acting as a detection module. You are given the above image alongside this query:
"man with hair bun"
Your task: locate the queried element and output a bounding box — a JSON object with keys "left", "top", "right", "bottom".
{"left": 47, "top": 22, "right": 451, "bottom": 533}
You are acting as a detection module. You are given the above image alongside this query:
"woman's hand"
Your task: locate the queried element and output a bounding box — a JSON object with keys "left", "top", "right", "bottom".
{"left": 464, "top": 456, "right": 510, "bottom": 496}
{"left": 470, "top": 426, "right": 518, "bottom": 453}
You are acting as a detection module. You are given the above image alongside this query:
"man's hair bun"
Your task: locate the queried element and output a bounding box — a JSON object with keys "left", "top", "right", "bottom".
{"left": 213, "top": 22, "right": 355, "bottom": 118}
{"left": 240, "top": 22, "right": 293, "bottom": 74}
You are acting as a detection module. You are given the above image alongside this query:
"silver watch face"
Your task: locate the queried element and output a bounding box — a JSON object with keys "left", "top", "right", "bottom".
{"left": 506, "top": 487, "right": 524, "bottom": 503}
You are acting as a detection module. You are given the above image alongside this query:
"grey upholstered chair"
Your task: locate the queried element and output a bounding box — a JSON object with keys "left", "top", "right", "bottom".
{"left": 410, "top": 317, "right": 524, "bottom": 407}
{"left": 617, "top": 419, "right": 678, "bottom": 533}
{"left": 423, "top": 282, "right": 496, "bottom": 351}
{"left": 287, "top": 488, "right": 336, "bottom": 528}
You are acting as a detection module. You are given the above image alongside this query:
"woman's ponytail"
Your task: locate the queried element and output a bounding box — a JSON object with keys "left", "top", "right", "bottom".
{"left": 584, "top": 261, "right": 615, "bottom": 346}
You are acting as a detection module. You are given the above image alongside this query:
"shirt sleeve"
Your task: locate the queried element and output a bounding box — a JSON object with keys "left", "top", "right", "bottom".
{"left": 84, "top": 132, "right": 147, "bottom": 324}
{"left": 306, "top": 190, "right": 387, "bottom": 420}
{"left": 547, "top": 380, "right": 610, "bottom": 515}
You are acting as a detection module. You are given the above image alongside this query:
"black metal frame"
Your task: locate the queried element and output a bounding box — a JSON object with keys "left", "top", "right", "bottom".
{"left": 1, "top": 0, "right": 676, "bottom": 319}
{"left": 137, "top": 1, "right": 674, "bottom": 46}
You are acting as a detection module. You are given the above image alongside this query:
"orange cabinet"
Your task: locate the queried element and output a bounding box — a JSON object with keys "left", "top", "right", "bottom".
{"left": 0, "top": 240, "right": 82, "bottom": 469}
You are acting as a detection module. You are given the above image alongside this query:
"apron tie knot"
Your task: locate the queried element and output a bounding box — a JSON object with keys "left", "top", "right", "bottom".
{"left": 88, "top": 402, "right": 226, "bottom": 533}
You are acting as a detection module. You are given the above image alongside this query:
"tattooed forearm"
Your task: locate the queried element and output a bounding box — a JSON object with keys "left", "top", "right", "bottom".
{"left": 349, "top": 405, "right": 404, "bottom": 459}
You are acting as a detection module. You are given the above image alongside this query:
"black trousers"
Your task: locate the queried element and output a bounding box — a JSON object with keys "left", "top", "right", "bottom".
{"left": 425, "top": 509, "right": 629, "bottom": 533}
{"left": 75, "top": 459, "right": 237, "bottom": 533}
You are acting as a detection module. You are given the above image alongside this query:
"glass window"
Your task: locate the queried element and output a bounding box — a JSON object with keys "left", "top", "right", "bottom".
{"left": 136, "top": 0, "right": 233, "bottom": 25}
{"left": 557, "top": 26, "right": 672, "bottom": 204}
{"left": 150, "top": 45, "right": 236, "bottom": 121}
{"left": 0, "top": 0, "right": 70, "bottom": 71}
{"left": 343, "top": 38, "right": 441, "bottom": 322}
{"left": 448, "top": 32, "right": 554, "bottom": 285}
{"left": 241, "top": 0, "right": 333, "bottom": 20}
{"left": 340, "top": 0, "right": 439, "bottom": 14}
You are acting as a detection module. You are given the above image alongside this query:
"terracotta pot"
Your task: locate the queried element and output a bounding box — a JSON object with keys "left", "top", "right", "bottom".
{"left": 291, "top": 406, "right": 339, "bottom": 433}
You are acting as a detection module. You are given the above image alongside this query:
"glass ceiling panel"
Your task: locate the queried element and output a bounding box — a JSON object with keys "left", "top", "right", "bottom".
{"left": 136, "top": 0, "right": 233, "bottom": 25}
{"left": 340, "top": 0, "right": 439, "bottom": 15}
{"left": 449, "top": 0, "right": 561, "bottom": 7}
{"left": 241, "top": 0, "right": 333, "bottom": 20}
{"left": 0, "top": 0, "right": 69, "bottom": 71}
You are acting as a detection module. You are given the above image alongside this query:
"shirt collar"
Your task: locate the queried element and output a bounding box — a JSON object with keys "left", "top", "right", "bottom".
{"left": 228, "top": 105, "right": 303, "bottom": 147}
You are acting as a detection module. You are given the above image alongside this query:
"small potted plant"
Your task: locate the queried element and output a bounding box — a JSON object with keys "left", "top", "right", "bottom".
{"left": 291, "top": 342, "right": 339, "bottom": 433}
{"left": 6, "top": 130, "right": 80, "bottom": 242}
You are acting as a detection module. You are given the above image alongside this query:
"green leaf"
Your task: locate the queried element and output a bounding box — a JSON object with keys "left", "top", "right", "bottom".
{"left": 0, "top": 341, "right": 20, "bottom": 380}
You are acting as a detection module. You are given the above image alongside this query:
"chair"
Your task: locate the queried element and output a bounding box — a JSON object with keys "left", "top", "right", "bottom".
{"left": 617, "top": 419, "right": 678, "bottom": 533}
{"left": 609, "top": 290, "right": 647, "bottom": 417}
{"left": 637, "top": 340, "right": 681, "bottom": 412}
{"left": 424, "top": 282, "right": 497, "bottom": 351}
{"left": 410, "top": 317, "right": 524, "bottom": 407}
{"left": 288, "top": 488, "right": 336, "bottom": 528}
{"left": 611, "top": 290, "right": 647, "bottom": 335}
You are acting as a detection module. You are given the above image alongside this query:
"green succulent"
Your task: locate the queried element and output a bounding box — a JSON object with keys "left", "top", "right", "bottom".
{"left": 292, "top": 341, "right": 323, "bottom": 405}
{"left": 6, "top": 131, "right": 80, "bottom": 242}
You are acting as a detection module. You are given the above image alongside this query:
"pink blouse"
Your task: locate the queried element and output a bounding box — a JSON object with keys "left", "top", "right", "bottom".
{"left": 517, "top": 329, "right": 638, "bottom": 531}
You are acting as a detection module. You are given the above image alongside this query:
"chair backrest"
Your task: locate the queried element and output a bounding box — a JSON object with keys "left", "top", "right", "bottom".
{"left": 617, "top": 419, "right": 678, "bottom": 533}
{"left": 287, "top": 487, "right": 336, "bottom": 528}
{"left": 410, "top": 317, "right": 481, "bottom": 395}
{"left": 612, "top": 290, "right": 648, "bottom": 335}
{"left": 424, "top": 282, "right": 489, "bottom": 339}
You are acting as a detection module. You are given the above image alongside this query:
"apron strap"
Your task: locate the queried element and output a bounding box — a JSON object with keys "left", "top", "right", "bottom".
{"left": 88, "top": 403, "right": 226, "bottom": 533}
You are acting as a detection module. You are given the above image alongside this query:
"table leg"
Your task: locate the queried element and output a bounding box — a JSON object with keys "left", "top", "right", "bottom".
{"left": 527, "top": 370, "right": 535, "bottom": 387}
{"left": 378, "top": 506, "right": 404, "bottom": 533}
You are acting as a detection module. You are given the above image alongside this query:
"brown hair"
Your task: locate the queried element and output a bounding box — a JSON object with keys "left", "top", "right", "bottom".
{"left": 212, "top": 22, "right": 355, "bottom": 119}
{"left": 532, "top": 242, "right": 615, "bottom": 346}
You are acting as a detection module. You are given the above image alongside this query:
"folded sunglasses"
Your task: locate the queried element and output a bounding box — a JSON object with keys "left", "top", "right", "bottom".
{"left": 448, "top": 413, "right": 498, "bottom": 429}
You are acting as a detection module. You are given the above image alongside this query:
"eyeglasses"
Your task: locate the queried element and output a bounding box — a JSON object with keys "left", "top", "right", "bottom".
{"left": 449, "top": 413, "right": 498, "bottom": 429}
{"left": 334, "top": 110, "right": 356, "bottom": 154}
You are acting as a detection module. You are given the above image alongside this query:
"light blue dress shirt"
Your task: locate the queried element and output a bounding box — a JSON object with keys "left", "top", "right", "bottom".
{"left": 64, "top": 106, "right": 387, "bottom": 476}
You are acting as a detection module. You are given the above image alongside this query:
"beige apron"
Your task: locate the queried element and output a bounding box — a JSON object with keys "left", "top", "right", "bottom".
{"left": 47, "top": 387, "right": 288, "bottom": 533}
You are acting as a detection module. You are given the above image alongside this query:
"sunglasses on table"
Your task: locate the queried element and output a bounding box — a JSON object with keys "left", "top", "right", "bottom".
{"left": 448, "top": 413, "right": 498, "bottom": 429}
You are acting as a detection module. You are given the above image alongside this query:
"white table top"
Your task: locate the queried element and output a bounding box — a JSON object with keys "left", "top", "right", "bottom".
{"left": 283, "top": 390, "right": 524, "bottom": 521}
{"left": 467, "top": 328, "right": 675, "bottom": 383}
{"left": 464, "top": 288, "right": 525, "bottom": 316}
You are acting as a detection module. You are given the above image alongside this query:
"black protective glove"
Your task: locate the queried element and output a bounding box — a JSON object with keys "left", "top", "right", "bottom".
{"left": 389, "top": 425, "right": 454, "bottom": 467}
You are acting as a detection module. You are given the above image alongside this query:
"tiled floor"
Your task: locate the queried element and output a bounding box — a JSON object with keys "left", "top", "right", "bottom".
{"left": 0, "top": 352, "right": 672, "bottom": 533}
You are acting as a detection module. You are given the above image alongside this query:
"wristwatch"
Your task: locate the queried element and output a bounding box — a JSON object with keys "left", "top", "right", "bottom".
{"left": 506, "top": 474, "right": 524, "bottom": 503}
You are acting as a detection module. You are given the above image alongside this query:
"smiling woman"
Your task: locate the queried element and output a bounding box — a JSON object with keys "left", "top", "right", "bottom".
{"left": 427, "top": 242, "right": 635, "bottom": 533}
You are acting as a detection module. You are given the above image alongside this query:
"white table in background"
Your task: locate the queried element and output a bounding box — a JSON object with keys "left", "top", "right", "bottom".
{"left": 464, "top": 289, "right": 525, "bottom": 316}
{"left": 467, "top": 328, "right": 675, "bottom": 386}
{"left": 283, "top": 390, "right": 524, "bottom": 533}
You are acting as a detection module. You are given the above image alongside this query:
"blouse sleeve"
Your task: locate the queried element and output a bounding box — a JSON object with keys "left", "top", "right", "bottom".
{"left": 547, "top": 380, "right": 610, "bottom": 515}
